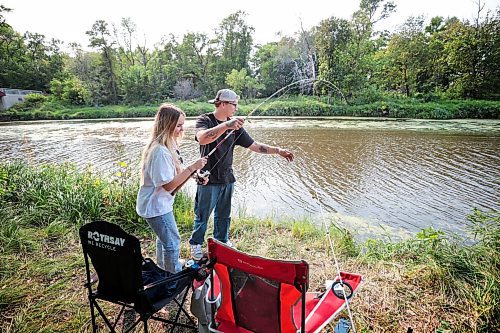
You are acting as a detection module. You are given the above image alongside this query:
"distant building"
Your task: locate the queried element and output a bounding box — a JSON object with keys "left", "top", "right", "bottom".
{"left": 0, "top": 88, "right": 43, "bottom": 110}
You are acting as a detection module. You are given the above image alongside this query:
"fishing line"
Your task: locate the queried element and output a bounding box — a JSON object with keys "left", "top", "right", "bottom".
{"left": 313, "top": 190, "right": 357, "bottom": 333}
{"left": 203, "top": 78, "right": 345, "bottom": 173}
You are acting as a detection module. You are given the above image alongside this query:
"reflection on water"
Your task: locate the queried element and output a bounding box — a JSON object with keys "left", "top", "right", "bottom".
{"left": 1, "top": 117, "right": 499, "bottom": 239}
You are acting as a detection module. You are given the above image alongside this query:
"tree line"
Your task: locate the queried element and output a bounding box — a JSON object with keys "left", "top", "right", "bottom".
{"left": 0, "top": 0, "right": 499, "bottom": 107}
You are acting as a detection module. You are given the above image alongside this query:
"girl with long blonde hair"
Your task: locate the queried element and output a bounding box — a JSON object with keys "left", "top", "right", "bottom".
{"left": 136, "top": 103, "right": 207, "bottom": 273}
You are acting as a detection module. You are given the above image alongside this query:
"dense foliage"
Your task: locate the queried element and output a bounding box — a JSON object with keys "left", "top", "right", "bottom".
{"left": 1, "top": 1, "right": 499, "bottom": 110}
{"left": 1, "top": 97, "right": 499, "bottom": 121}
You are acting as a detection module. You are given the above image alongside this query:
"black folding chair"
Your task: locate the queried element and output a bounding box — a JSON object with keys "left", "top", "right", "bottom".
{"left": 79, "top": 220, "right": 197, "bottom": 333}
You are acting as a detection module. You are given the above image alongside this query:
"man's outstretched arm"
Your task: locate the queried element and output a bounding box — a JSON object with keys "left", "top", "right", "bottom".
{"left": 248, "top": 142, "right": 294, "bottom": 162}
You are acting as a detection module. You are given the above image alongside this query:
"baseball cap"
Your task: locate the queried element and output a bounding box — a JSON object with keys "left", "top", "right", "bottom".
{"left": 208, "top": 89, "right": 239, "bottom": 104}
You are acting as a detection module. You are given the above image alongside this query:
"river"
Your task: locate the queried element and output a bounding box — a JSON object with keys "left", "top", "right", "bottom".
{"left": 1, "top": 117, "right": 499, "bottom": 239}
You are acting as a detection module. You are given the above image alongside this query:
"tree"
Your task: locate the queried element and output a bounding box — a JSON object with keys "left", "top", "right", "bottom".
{"left": 172, "top": 32, "right": 217, "bottom": 94}
{"left": 173, "top": 78, "right": 202, "bottom": 100}
{"left": 148, "top": 37, "right": 182, "bottom": 100}
{"left": 66, "top": 43, "right": 104, "bottom": 105}
{"left": 0, "top": 23, "right": 28, "bottom": 88}
{"left": 86, "top": 20, "right": 119, "bottom": 104}
{"left": 0, "top": 22, "right": 64, "bottom": 91}
{"left": 349, "top": 0, "right": 396, "bottom": 98}
{"left": 315, "top": 17, "right": 352, "bottom": 96}
{"left": 439, "top": 7, "right": 500, "bottom": 100}
{"left": 0, "top": 4, "right": 12, "bottom": 27}
{"left": 294, "top": 22, "right": 318, "bottom": 92}
{"left": 378, "top": 16, "right": 430, "bottom": 97}
{"left": 113, "top": 17, "right": 137, "bottom": 67}
{"left": 316, "top": 0, "right": 396, "bottom": 101}
{"left": 253, "top": 42, "right": 281, "bottom": 96}
{"left": 22, "top": 32, "right": 66, "bottom": 91}
{"left": 213, "top": 11, "right": 254, "bottom": 89}
{"left": 225, "top": 68, "right": 263, "bottom": 99}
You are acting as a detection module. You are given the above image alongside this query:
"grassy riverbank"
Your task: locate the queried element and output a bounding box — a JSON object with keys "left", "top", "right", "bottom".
{"left": 0, "top": 161, "right": 498, "bottom": 332}
{"left": 1, "top": 96, "right": 499, "bottom": 121}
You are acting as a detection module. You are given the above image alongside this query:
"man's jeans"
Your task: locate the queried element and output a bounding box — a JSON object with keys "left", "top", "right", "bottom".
{"left": 146, "top": 212, "right": 181, "bottom": 273}
{"left": 189, "top": 183, "right": 234, "bottom": 245}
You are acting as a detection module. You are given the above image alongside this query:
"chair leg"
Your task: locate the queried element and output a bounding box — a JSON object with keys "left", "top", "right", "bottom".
{"left": 93, "top": 300, "right": 116, "bottom": 331}
{"left": 89, "top": 300, "right": 97, "bottom": 333}
{"left": 170, "top": 291, "right": 186, "bottom": 333}
{"left": 170, "top": 288, "right": 197, "bottom": 332}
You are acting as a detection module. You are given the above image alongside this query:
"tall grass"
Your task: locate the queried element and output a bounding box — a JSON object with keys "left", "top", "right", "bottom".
{"left": 0, "top": 161, "right": 196, "bottom": 332}
{"left": 359, "top": 212, "right": 499, "bottom": 332}
{"left": 0, "top": 160, "right": 194, "bottom": 233}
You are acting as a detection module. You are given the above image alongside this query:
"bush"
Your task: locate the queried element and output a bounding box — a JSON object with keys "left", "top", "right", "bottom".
{"left": 352, "top": 86, "right": 386, "bottom": 105}
{"left": 24, "top": 93, "right": 47, "bottom": 105}
{"left": 50, "top": 77, "right": 90, "bottom": 106}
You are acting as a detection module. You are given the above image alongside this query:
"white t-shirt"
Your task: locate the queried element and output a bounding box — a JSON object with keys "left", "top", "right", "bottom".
{"left": 136, "top": 145, "right": 176, "bottom": 218}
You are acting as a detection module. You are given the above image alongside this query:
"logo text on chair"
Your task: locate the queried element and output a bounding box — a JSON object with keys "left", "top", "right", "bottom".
{"left": 237, "top": 259, "right": 264, "bottom": 270}
{"left": 87, "top": 231, "right": 125, "bottom": 251}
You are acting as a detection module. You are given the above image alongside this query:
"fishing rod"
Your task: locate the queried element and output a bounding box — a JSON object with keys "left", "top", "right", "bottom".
{"left": 173, "top": 79, "right": 318, "bottom": 195}
{"left": 172, "top": 77, "right": 345, "bottom": 194}
{"left": 205, "top": 78, "right": 318, "bottom": 159}
{"left": 206, "top": 77, "right": 347, "bottom": 159}
{"left": 200, "top": 78, "right": 334, "bottom": 175}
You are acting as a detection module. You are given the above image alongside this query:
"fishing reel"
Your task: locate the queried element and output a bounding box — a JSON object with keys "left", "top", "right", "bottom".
{"left": 195, "top": 170, "right": 210, "bottom": 185}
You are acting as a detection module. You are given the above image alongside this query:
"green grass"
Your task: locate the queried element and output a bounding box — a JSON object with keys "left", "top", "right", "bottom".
{"left": 0, "top": 161, "right": 498, "bottom": 332}
{"left": 1, "top": 97, "right": 499, "bottom": 121}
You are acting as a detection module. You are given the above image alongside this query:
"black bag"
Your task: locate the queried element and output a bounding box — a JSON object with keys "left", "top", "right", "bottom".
{"left": 141, "top": 258, "right": 178, "bottom": 301}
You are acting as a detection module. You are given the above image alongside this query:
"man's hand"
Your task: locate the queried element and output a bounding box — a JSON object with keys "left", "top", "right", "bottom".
{"left": 278, "top": 148, "right": 294, "bottom": 162}
{"left": 225, "top": 117, "right": 245, "bottom": 130}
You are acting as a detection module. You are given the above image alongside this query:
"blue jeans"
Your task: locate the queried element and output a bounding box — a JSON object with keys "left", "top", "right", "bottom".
{"left": 189, "top": 183, "right": 234, "bottom": 245}
{"left": 146, "top": 212, "right": 181, "bottom": 273}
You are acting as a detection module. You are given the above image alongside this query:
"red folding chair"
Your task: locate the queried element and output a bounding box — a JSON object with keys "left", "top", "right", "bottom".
{"left": 206, "top": 238, "right": 362, "bottom": 333}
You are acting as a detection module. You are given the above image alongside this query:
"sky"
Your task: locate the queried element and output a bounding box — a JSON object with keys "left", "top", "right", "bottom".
{"left": 3, "top": 0, "right": 499, "bottom": 50}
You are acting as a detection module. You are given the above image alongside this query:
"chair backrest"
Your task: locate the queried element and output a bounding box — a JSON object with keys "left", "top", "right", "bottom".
{"left": 207, "top": 238, "right": 309, "bottom": 333}
{"left": 79, "top": 220, "right": 143, "bottom": 303}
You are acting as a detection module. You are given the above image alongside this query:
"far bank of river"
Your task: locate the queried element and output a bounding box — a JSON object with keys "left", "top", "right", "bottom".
{"left": 1, "top": 98, "right": 499, "bottom": 121}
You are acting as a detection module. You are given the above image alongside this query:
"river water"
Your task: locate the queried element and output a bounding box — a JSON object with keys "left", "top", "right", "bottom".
{"left": 1, "top": 117, "right": 499, "bottom": 239}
